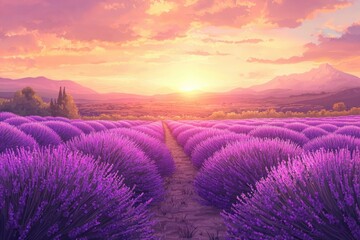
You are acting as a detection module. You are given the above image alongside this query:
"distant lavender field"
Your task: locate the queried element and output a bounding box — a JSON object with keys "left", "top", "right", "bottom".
{"left": 1, "top": 112, "right": 360, "bottom": 239}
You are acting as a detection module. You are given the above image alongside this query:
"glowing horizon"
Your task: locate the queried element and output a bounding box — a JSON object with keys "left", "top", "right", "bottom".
{"left": 1, "top": 0, "right": 360, "bottom": 95}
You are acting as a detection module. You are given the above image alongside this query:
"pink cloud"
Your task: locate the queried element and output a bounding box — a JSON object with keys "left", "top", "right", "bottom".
{"left": 264, "top": 0, "right": 351, "bottom": 27}
{"left": 0, "top": 0, "right": 352, "bottom": 43}
{"left": 202, "top": 38, "right": 264, "bottom": 44}
{"left": 0, "top": 34, "right": 42, "bottom": 56}
{"left": 186, "top": 50, "right": 229, "bottom": 56}
{"left": 248, "top": 22, "right": 360, "bottom": 64}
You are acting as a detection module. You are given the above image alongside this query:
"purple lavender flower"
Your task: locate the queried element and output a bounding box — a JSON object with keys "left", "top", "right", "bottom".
{"left": 0, "top": 122, "right": 38, "bottom": 153}
{"left": 4, "top": 116, "right": 33, "bottom": 126}
{"left": 191, "top": 133, "right": 249, "bottom": 169}
{"left": 0, "top": 112, "right": 17, "bottom": 121}
{"left": 110, "top": 128, "right": 175, "bottom": 177}
{"left": 42, "top": 121, "right": 83, "bottom": 141}
{"left": 71, "top": 121, "right": 96, "bottom": 134}
{"left": 335, "top": 126, "right": 360, "bottom": 138}
{"left": 302, "top": 126, "right": 329, "bottom": 140}
{"left": 86, "top": 121, "right": 108, "bottom": 132}
{"left": 0, "top": 147, "right": 154, "bottom": 239}
{"left": 317, "top": 123, "right": 338, "bottom": 132}
{"left": 249, "top": 125, "right": 309, "bottom": 146}
{"left": 18, "top": 122, "right": 62, "bottom": 146}
{"left": 223, "top": 149, "right": 360, "bottom": 240}
{"left": 183, "top": 129, "right": 230, "bottom": 156}
{"left": 67, "top": 132, "right": 165, "bottom": 203}
{"left": 304, "top": 134, "right": 360, "bottom": 153}
{"left": 195, "top": 138, "right": 302, "bottom": 210}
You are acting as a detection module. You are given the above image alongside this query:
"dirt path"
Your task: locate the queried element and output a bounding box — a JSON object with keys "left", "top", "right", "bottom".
{"left": 152, "top": 123, "right": 226, "bottom": 240}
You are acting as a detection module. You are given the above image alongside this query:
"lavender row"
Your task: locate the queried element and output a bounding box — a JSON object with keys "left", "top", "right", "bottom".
{"left": 167, "top": 116, "right": 360, "bottom": 239}
{"left": 0, "top": 112, "right": 174, "bottom": 239}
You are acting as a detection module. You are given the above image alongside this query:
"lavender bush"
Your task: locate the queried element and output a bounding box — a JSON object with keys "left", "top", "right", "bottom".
{"left": 223, "top": 149, "right": 360, "bottom": 240}
{"left": 18, "top": 123, "right": 62, "bottom": 146}
{"left": 0, "top": 122, "right": 38, "bottom": 153}
{"left": 3, "top": 116, "right": 33, "bottom": 126}
{"left": 67, "top": 132, "right": 165, "bottom": 203}
{"left": 110, "top": 128, "right": 175, "bottom": 177}
{"left": 335, "top": 126, "right": 360, "bottom": 138}
{"left": 317, "top": 123, "right": 338, "bottom": 132}
{"left": 249, "top": 126, "right": 309, "bottom": 146}
{"left": 86, "top": 121, "right": 108, "bottom": 132}
{"left": 0, "top": 112, "right": 17, "bottom": 121}
{"left": 284, "top": 122, "right": 309, "bottom": 132}
{"left": 71, "top": 121, "right": 96, "bottom": 134}
{"left": 302, "top": 126, "right": 329, "bottom": 140}
{"left": 195, "top": 138, "right": 302, "bottom": 210}
{"left": 183, "top": 129, "right": 229, "bottom": 156}
{"left": 177, "top": 128, "right": 204, "bottom": 147}
{"left": 0, "top": 147, "right": 154, "bottom": 239}
{"left": 191, "top": 133, "right": 249, "bottom": 169}
{"left": 43, "top": 121, "right": 83, "bottom": 141}
{"left": 304, "top": 134, "right": 360, "bottom": 153}
{"left": 228, "top": 125, "right": 255, "bottom": 134}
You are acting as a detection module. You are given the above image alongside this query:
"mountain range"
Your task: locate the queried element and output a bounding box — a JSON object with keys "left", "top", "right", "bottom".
{"left": 1, "top": 64, "right": 360, "bottom": 110}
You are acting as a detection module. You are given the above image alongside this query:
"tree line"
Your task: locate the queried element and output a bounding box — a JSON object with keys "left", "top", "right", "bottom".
{"left": 0, "top": 87, "right": 79, "bottom": 119}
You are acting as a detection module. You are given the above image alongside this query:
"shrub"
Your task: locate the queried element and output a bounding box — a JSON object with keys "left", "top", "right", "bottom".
{"left": 183, "top": 129, "right": 230, "bottom": 156}
{"left": 195, "top": 138, "right": 301, "bottom": 210}
{"left": 223, "top": 149, "right": 360, "bottom": 240}
{"left": 304, "top": 134, "right": 360, "bottom": 153}
{"left": 213, "top": 123, "right": 230, "bottom": 129}
{"left": 0, "top": 147, "right": 154, "bottom": 239}
{"left": 110, "top": 128, "right": 175, "bottom": 177}
{"left": 177, "top": 128, "right": 205, "bottom": 147}
{"left": 86, "top": 121, "right": 108, "bottom": 132}
{"left": 71, "top": 121, "right": 95, "bottom": 134}
{"left": 249, "top": 126, "right": 309, "bottom": 146}
{"left": 284, "top": 122, "right": 309, "bottom": 132}
{"left": 4, "top": 116, "right": 33, "bottom": 126}
{"left": 335, "top": 126, "right": 360, "bottom": 138}
{"left": 228, "top": 125, "right": 255, "bottom": 134}
{"left": 96, "top": 120, "right": 117, "bottom": 129}
{"left": 171, "top": 124, "right": 193, "bottom": 138}
{"left": 317, "top": 123, "right": 338, "bottom": 132}
{"left": 44, "top": 116, "right": 71, "bottom": 122}
{"left": 43, "top": 121, "right": 83, "bottom": 141}
{"left": 0, "top": 112, "right": 17, "bottom": 121}
{"left": 0, "top": 122, "right": 38, "bottom": 153}
{"left": 18, "top": 123, "right": 62, "bottom": 146}
{"left": 133, "top": 125, "right": 163, "bottom": 141}
{"left": 27, "top": 115, "right": 45, "bottom": 121}
{"left": 302, "top": 127, "right": 329, "bottom": 140}
{"left": 67, "top": 132, "right": 164, "bottom": 203}
{"left": 191, "top": 133, "right": 249, "bottom": 169}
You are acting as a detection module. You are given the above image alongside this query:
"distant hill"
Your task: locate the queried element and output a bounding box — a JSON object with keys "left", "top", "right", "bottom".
{"left": 248, "top": 64, "right": 360, "bottom": 93}
{"left": 0, "top": 64, "right": 359, "bottom": 112}
{"left": 0, "top": 76, "right": 147, "bottom": 101}
{"left": 0, "top": 77, "right": 97, "bottom": 99}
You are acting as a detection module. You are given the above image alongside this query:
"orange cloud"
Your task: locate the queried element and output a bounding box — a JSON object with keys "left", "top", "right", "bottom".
{"left": 248, "top": 22, "right": 360, "bottom": 64}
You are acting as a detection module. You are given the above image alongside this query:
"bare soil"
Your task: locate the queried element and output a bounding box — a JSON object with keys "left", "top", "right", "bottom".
{"left": 152, "top": 124, "right": 226, "bottom": 240}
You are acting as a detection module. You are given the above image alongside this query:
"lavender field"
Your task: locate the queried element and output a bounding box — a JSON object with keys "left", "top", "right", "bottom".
{"left": 1, "top": 111, "right": 360, "bottom": 239}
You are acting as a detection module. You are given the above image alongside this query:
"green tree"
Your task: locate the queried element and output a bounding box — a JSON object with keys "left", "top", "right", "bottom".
{"left": 1, "top": 87, "right": 49, "bottom": 116}
{"left": 333, "top": 102, "right": 347, "bottom": 111}
{"left": 50, "top": 87, "right": 79, "bottom": 119}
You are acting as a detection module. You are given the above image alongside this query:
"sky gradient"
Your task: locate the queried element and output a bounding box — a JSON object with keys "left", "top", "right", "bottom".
{"left": 1, "top": 0, "right": 360, "bottom": 95}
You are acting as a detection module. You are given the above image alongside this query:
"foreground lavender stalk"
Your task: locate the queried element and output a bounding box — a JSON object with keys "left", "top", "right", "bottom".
{"left": 223, "top": 149, "right": 360, "bottom": 240}
{"left": 195, "top": 138, "right": 301, "bottom": 210}
{"left": 0, "top": 147, "right": 154, "bottom": 239}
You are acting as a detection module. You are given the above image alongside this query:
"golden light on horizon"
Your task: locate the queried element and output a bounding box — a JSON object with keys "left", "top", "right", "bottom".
{"left": 178, "top": 80, "right": 202, "bottom": 93}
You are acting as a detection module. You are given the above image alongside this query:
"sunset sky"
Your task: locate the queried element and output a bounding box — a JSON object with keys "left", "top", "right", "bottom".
{"left": 1, "top": 0, "right": 360, "bottom": 95}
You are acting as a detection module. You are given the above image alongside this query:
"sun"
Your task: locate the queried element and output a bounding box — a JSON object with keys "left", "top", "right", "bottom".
{"left": 179, "top": 83, "right": 200, "bottom": 93}
{"left": 180, "top": 85, "right": 198, "bottom": 92}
